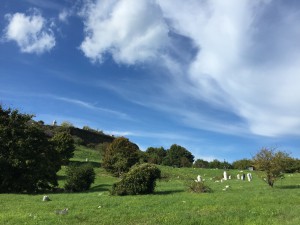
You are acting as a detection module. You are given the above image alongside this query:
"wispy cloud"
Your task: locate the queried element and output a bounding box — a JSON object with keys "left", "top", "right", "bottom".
{"left": 49, "top": 95, "right": 130, "bottom": 120}
{"left": 79, "top": 0, "right": 300, "bottom": 138}
{"left": 24, "top": 0, "right": 63, "bottom": 11}
{"left": 3, "top": 8, "right": 55, "bottom": 54}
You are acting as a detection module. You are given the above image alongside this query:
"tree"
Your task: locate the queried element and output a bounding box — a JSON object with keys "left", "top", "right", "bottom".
{"left": 51, "top": 132, "right": 75, "bottom": 165}
{"left": 145, "top": 147, "right": 166, "bottom": 165}
{"left": 253, "top": 148, "right": 290, "bottom": 187}
{"left": 0, "top": 106, "right": 60, "bottom": 193}
{"left": 102, "top": 137, "right": 140, "bottom": 176}
{"left": 208, "top": 159, "right": 222, "bottom": 169}
{"left": 164, "top": 144, "right": 194, "bottom": 167}
{"left": 284, "top": 157, "right": 300, "bottom": 173}
{"left": 60, "top": 121, "right": 73, "bottom": 128}
{"left": 232, "top": 158, "right": 253, "bottom": 170}
{"left": 193, "top": 159, "right": 209, "bottom": 168}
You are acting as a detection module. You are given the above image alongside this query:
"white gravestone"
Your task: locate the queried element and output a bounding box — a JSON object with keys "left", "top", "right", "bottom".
{"left": 223, "top": 171, "right": 228, "bottom": 180}
{"left": 237, "top": 174, "right": 240, "bottom": 180}
{"left": 195, "top": 175, "right": 202, "bottom": 182}
{"left": 42, "top": 195, "right": 50, "bottom": 201}
{"left": 247, "top": 173, "right": 252, "bottom": 181}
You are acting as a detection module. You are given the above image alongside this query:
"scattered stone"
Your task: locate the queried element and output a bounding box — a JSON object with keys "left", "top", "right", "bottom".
{"left": 247, "top": 173, "right": 252, "bottom": 181}
{"left": 195, "top": 175, "right": 202, "bottom": 182}
{"left": 223, "top": 171, "right": 228, "bottom": 180}
{"left": 241, "top": 173, "right": 246, "bottom": 181}
{"left": 42, "top": 195, "right": 50, "bottom": 201}
{"left": 55, "top": 208, "right": 68, "bottom": 215}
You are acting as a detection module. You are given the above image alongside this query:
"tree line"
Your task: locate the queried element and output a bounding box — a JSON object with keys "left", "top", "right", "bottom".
{"left": 1, "top": 105, "right": 300, "bottom": 193}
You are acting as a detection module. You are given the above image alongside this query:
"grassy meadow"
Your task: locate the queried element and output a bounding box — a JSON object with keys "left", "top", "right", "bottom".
{"left": 1, "top": 146, "right": 300, "bottom": 225}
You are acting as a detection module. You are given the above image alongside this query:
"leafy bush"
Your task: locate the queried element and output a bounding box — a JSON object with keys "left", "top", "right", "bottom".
{"left": 64, "top": 164, "right": 95, "bottom": 192}
{"left": 111, "top": 163, "right": 161, "bottom": 196}
{"left": 187, "top": 181, "right": 212, "bottom": 193}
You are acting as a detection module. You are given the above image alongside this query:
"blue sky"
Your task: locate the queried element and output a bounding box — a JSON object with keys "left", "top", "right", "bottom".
{"left": 1, "top": 0, "right": 300, "bottom": 162}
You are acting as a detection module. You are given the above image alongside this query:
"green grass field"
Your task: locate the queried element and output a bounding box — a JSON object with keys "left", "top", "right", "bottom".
{"left": 1, "top": 146, "right": 300, "bottom": 225}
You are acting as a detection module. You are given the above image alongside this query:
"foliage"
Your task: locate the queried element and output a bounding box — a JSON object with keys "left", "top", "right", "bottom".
{"left": 64, "top": 164, "right": 95, "bottom": 192}
{"left": 73, "top": 136, "right": 84, "bottom": 145}
{"left": 102, "top": 137, "right": 141, "bottom": 176}
{"left": 232, "top": 158, "right": 253, "bottom": 170}
{"left": 60, "top": 121, "right": 74, "bottom": 128}
{"left": 163, "top": 144, "right": 194, "bottom": 167}
{"left": 284, "top": 157, "right": 300, "bottom": 173}
{"left": 69, "top": 127, "right": 114, "bottom": 146}
{"left": 1, "top": 153, "right": 300, "bottom": 225}
{"left": 193, "top": 159, "right": 209, "bottom": 168}
{"left": 51, "top": 131, "right": 75, "bottom": 165}
{"left": 209, "top": 159, "right": 232, "bottom": 169}
{"left": 187, "top": 180, "right": 212, "bottom": 193}
{"left": 253, "top": 148, "right": 290, "bottom": 187}
{"left": 0, "top": 106, "right": 60, "bottom": 193}
{"left": 146, "top": 147, "right": 166, "bottom": 165}
{"left": 111, "top": 163, "right": 161, "bottom": 195}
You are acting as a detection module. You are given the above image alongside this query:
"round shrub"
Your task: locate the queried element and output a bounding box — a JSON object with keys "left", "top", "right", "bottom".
{"left": 111, "top": 163, "right": 161, "bottom": 195}
{"left": 64, "top": 164, "right": 95, "bottom": 192}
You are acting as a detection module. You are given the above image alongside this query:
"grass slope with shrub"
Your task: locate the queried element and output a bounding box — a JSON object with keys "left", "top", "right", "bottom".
{"left": 1, "top": 146, "right": 300, "bottom": 225}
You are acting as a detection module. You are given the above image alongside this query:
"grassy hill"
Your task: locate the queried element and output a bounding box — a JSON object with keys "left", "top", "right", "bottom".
{"left": 1, "top": 146, "right": 300, "bottom": 225}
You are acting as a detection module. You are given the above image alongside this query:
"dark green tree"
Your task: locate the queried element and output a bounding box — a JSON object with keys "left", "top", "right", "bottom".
{"left": 164, "top": 144, "right": 194, "bottom": 167}
{"left": 193, "top": 159, "right": 209, "bottom": 168}
{"left": 284, "top": 157, "right": 300, "bottom": 173}
{"left": 232, "top": 158, "right": 253, "bottom": 170}
{"left": 102, "top": 137, "right": 140, "bottom": 176}
{"left": 145, "top": 147, "right": 166, "bottom": 165}
{"left": 209, "top": 159, "right": 222, "bottom": 169}
{"left": 0, "top": 106, "right": 60, "bottom": 193}
{"left": 253, "top": 148, "right": 290, "bottom": 187}
{"left": 51, "top": 132, "right": 75, "bottom": 165}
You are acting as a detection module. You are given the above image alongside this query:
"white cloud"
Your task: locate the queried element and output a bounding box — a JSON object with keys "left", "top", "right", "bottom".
{"left": 4, "top": 8, "right": 55, "bottom": 54}
{"left": 79, "top": 0, "right": 169, "bottom": 64}
{"left": 59, "top": 9, "right": 70, "bottom": 22}
{"left": 79, "top": 0, "right": 300, "bottom": 138}
{"left": 157, "top": 0, "right": 300, "bottom": 137}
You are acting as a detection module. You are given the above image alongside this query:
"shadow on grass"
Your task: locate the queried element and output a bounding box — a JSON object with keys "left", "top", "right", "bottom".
{"left": 276, "top": 185, "right": 300, "bottom": 189}
{"left": 154, "top": 190, "right": 184, "bottom": 195}
{"left": 68, "top": 161, "right": 101, "bottom": 168}
{"left": 88, "top": 184, "right": 111, "bottom": 192}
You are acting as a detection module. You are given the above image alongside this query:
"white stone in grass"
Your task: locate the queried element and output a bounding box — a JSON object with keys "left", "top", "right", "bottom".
{"left": 42, "top": 195, "right": 50, "bottom": 201}
{"left": 195, "top": 175, "right": 202, "bottom": 182}
{"left": 247, "top": 173, "right": 252, "bottom": 181}
{"left": 223, "top": 171, "right": 228, "bottom": 180}
{"left": 237, "top": 174, "right": 240, "bottom": 180}
{"left": 55, "top": 208, "right": 68, "bottom": 215}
